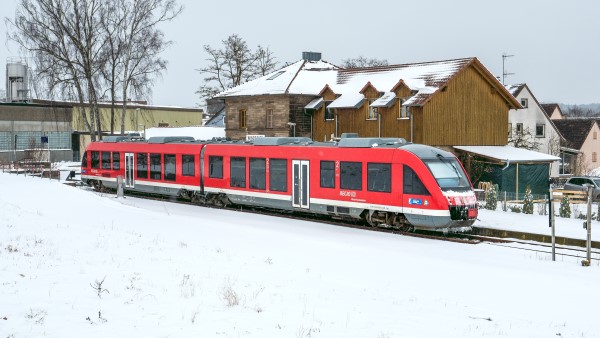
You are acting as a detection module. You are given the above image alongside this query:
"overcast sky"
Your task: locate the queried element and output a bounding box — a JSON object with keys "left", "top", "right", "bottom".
{"left": 1, "top": 0, "right": 598, "bottom": 107}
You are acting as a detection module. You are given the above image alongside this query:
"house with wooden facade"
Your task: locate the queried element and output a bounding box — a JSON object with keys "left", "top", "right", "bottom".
{"left": 309, "top": 58, "right": 521, "bottom": 146}
{"left": 505, "top": 83, "right": 563, "bottom": 177}
{"left": 217, "top": 56, "right": 521, "bottom": 147}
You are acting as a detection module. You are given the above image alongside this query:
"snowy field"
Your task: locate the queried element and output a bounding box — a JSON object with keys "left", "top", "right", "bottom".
{"left": 2, "top": 172, "right": 600, "bottom": 338}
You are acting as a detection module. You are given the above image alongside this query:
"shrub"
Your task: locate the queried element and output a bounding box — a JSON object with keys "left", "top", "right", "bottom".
{"left": 485, "top": 185, "right": 498, "bottom": 210}
{"left": 510, "top": 205, "right": 522, "bottom": 213}
{"left": 522, "top": 186, "right": 534, "bottom": 214}
{"left": 559, "top": 195, "right": 571, "bottom": 218}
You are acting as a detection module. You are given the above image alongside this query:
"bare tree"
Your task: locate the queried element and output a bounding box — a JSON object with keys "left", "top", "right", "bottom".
{"left": 196, "top": 34, "right": 278, "bottom": 102}
{"left": 341, "top": 56, "right": 389, "bottom": 68}
{"left": 508, "top": 126, "right": 541, "bottom": 151}
{"left": 7, "top": 0, "right": 181, "bottom": 139}
{"left": 7, "top": 0, "right": 106, "bottom": 141}
{"left": 99, "top": 0, "right": 181, "bottom": 135}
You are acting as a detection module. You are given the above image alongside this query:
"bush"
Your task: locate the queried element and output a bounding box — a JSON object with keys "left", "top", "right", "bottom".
{"left": 510, "top": 205, "right": 522, "bottom": 213}
{"left": 559, "top": 195, "right": 571, "bottom": 218}
{"left": 485, "top": 185, "right": 498, "bottom": 210}
{"left": 522, "top": 186, "right": 534, "bottom": 214}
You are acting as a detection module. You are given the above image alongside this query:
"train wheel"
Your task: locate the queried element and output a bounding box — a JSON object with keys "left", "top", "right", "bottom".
{"left": 92, "top": 180, "right": 103, "bottom": 192}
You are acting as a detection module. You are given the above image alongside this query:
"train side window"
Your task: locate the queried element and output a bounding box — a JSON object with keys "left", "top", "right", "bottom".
{"left": 91, "top": 151, "right": 100, "bottom": 169}
{"left": 81, "top": 152, "right": 88, "bottom": 167}
{"left": 137, "top": 153, "right": 148, "bottom": 179}
{"left": 340, "top": 161, "right": 362, "bottom": 190}
{"left": 182, "top": 155, "right": 195, "bottom": 177}
{"left": 320, "top": 161, "right": 335, "bottom": 188}
{"left": 101, "top": 152, "right": 111, "bottom": 169}
{"left": 150, "top": 153, "right": 162, "bottom": 180}
{"left": 230, "top": 157, "right": 246, "bottom": 188}
{"left": 403, "top": 165, "right": 429, "bottom": 195}
{"left": 368, "top": 163, "right": 391, "bottom": 193}
{"left": 164, "top": 154, "right": 176, "bottom": 181}
{"left": 112, "top": 152, "right": 120, "bottom": 170}
{"left": 269, "top": 158, "right": 287, "bottom": 192}
{"left": 249, "top": 158, "right": 266, "bottom": 190}
{"left": 209, "top": 156, "right": 223, "bottom": 178}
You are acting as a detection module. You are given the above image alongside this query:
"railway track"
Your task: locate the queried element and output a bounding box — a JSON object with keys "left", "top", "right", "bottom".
{"left": 83, "top": 185, "right": 599, "bottom": 261}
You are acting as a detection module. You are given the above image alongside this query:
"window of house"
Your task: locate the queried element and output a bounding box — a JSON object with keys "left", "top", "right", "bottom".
{"left": 368, "top": 163, "right": 391, "bottom": 193}
{"left": 403, "top": 165, "right": 429, "bottom": 195}
{"left": 593, "top": 152, "right": 598, "bottom": 163}
{"left": 136, "top": 153, "right": 148, "bottom": 179}
{"left": 269, "top": 159, "right": 287, "bottom": 192}
{"left": 324, "top": 101, "right": 334, "bottom": 121}
{"left": 536, "top": 124, "right": 545, "bottom": 138}
{"left": 266, "top": 71, "right": 285, "bottom": 80}
{"left": 266, "top": 108, "right": 273, "bottom": 129}
{"left": 521, "top": 98, "right": 528, "bottom": 108}
{"left": 182, "top": 155, "right": 195, "bottom": 177}
{"left": 239, "top": 109, "right": 247, "bottom": 129}
{"left": 230, "top": 157, "right": 246, "bottom": 188}
{"left": 150, "top": 153, "right": 162, "bottom": 180}
{"left": 209, "top": 156, "right": 223, "bottom": 178}
{"left": 340, "top": 161, "right": 362, "bottom": 190}
{"left": 164, "top": 154, "right": 176, "bottom": 181}
{"left": 508, "top": 123, "right": 512, "bottom": 137}
{"left": 366, "top": 99, "right": 376, "bottom": 120}
{"left": 101, "top": 151, "right": 111, "bottom": 169}
{"left": 91, "top": 151, "right": 100, "bottom": 169}
{"left": 249, "top": 158, "right": 266, "bottom": 190}
{"left": 320, "top": 160, "right": 335, "bottom": 188}
{"left": 594, "top": 131, "right": 598, "bottom": 140}
{"left": 158, "top": 122, "right": 169, "bottom": 127}
{"left": 516, "top": 123, "right": 523, "bottom": 136}
{"left": 398, "top": 99, "right": 409, "bottom": 119}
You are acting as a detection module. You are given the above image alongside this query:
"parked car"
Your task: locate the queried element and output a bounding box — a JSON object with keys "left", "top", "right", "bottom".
{"left": 563, "top": 176, "right": 600, "bottom": 200}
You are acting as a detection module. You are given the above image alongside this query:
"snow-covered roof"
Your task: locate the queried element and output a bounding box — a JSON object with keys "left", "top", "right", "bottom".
{"left": 370, "top": 92, "right": 396, "bottom": 108}
{"left": 328, "top": 93, "right": 365, "bottom": 109}
{"left": 216, "top": 60, "right": 339, "bottom": 97}
{"left": 145, "top": 126, "right": 225, "bottom": 141}
{"left": 331, "top": 58, "right": 472, "bottom": 106}
{"left": 304, "top": 97, "right": 324, "bottom": 110}
{"left": 454, "top": 146, "right": 560, "bottom": 163}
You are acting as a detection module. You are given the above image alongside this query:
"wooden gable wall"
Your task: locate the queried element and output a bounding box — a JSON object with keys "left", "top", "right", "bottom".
{"left": 422, "top": 65, "right": 511, "bottom": 146}
{"left": 312, "top": 87, "right": 337, "bottom": 141}
{"left": 311, "top": 64, "right": 513, "bottom": 146}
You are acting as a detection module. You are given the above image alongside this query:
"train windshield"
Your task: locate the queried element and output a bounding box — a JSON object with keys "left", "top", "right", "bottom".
{"left": 424, "top": 157, "right": 471, "bottom": 191}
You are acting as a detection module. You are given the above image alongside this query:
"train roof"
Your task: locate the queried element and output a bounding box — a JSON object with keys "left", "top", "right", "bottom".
{"left": 94, "top": 136, "right": 455, "bottom": 158}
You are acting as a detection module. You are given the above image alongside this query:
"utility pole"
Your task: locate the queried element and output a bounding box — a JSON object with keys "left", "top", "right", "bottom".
{"left": 502, "top": 53, "right": 514, "bottom": 85}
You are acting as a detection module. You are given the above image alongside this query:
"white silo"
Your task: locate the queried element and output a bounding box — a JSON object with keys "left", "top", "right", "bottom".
{"left": 6, "top": 58, "right": 30, "bottom": 102}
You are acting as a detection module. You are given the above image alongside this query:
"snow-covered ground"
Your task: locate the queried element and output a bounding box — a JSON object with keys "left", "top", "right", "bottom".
{"left": 2, "top": 172, "right": 600, "bottom": 338}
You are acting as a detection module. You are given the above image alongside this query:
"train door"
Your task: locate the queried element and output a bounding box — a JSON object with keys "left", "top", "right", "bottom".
{"left": 292, "top": 160, "right": 310, "bottom": 209}
{"left": 125, "top": 152, "right": 134, "bottom": 188}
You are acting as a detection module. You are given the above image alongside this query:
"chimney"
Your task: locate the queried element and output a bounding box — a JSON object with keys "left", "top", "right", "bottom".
{"left": 302, "top": 52, "right": 321, "bottom": 62}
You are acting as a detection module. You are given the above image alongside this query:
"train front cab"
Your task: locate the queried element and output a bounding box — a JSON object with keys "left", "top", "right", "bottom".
{"left": 400, "top": 145, "right": 478, "bottom": 229}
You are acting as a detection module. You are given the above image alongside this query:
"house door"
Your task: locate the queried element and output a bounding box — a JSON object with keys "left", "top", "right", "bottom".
{"left": 292, "top": 160, "right": 310, "bottom": 209}
{"left": 125, "top": 152, "right": 135, "bottom": 188}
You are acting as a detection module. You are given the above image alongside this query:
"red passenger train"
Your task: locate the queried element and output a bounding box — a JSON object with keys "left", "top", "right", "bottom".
{"left": 81, "top": 136, "right": 478, "bottom": 230}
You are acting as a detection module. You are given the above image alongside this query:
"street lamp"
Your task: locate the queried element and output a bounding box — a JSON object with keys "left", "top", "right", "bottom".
{"left": 287, "top": 122, "right": 296, "bottom": 137}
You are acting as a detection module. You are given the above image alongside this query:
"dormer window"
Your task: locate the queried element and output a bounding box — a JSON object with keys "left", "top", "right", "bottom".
{"left": 521, "top": 98, "right": 528, "bottom": 108}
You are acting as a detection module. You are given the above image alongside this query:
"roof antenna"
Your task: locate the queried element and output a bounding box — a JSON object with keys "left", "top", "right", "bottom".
{"left": 502, "top": 53, "right": 515, "bottom": 85}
